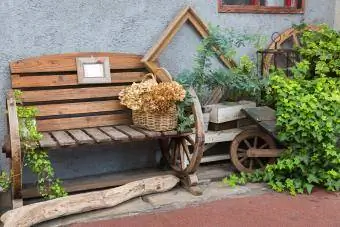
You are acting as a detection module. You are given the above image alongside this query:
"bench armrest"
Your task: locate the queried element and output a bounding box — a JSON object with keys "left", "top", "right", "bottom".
{"left": 6, "top": 90, "right": 22, "bottom": 199}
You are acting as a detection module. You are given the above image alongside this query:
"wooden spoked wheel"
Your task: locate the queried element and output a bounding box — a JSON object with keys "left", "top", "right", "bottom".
{"left": 263, "top": 25, "right": 320, "bottom": 74}
{"left": 230, "top": 129, "right": 276, "bottom": 173}
{"left": 162, "top": 135, "right": 202, "bottom": 175}
{"left": 160, "top": 87, "right": 205, "bottom": 175}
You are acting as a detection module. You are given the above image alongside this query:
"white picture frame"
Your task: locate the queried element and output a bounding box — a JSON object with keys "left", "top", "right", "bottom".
{"left": 76, "top": 57, "right": 111, "bottom": 84}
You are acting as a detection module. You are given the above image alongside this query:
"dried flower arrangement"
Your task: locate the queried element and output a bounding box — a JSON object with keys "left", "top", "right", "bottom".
{"left": 119, "top": 74, "right": 186, "bottom": 114}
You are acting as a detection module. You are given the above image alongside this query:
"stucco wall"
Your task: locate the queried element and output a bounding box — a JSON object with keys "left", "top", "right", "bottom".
{"left": 0, "top": 0, "right": 336, "bottom": 180}
{"left": 335, "top": 0, "right": 340, "bottom": 30}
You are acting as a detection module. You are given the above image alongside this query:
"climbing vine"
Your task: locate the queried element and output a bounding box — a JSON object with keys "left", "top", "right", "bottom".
{"left": 15, "top": 90, "right": 67, "bottom": 199}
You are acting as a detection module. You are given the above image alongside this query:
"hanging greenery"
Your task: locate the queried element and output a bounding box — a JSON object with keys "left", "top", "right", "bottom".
{"left": 14, "top": 90, "right": 67, "bottom": 199}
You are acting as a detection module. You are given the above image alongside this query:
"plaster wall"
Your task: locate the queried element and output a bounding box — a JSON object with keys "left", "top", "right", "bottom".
{"left": 0, "top": 0, "right": 335, "bottom": 180}
{"left": 335, "top": 0, "right": 340, "bottom": 30}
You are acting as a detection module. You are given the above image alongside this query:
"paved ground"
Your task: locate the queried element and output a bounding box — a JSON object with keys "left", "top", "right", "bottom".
{"left": 73, "top": 189, "right": 340, "bottom": 227}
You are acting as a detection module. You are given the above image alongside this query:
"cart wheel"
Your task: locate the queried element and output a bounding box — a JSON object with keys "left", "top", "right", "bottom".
{"left": 161, "top": 136, "right": 202, "bottom": 175}
{"left": 230, "top": 129, "right": 277, "bottom": 173}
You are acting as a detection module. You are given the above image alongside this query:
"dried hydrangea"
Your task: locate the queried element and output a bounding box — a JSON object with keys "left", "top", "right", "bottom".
{"left": 118, "top": 77, "right": 156, "bottom": 111}
{"left": 142, "top": 81, "right": 186, "bottom": 113}
{"left": 119, "top": 76, "right": 186, "bottom": 113}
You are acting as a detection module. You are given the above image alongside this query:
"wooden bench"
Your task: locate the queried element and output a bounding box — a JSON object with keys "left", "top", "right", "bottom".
{"left": 2, "top": 52, "right": 205, "bottom": 203}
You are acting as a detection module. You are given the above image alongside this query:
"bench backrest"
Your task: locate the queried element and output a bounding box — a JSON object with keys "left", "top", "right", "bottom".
{"left": 10, "top": 52, "right": 147, "bottom": 132}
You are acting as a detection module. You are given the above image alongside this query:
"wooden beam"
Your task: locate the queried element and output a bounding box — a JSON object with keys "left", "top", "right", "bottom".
{"left": 1, "top": 175, "right": 180, "bottom": 227}
{"left": 247, "top": 148, "right": 284, "bottom": 158}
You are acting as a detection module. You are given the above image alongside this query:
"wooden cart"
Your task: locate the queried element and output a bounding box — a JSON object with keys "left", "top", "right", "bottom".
{"left": 230, "top": 106, "right": 284, "bottom": 173}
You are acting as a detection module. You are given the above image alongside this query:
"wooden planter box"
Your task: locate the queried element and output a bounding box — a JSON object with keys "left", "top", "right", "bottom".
{"left": 206, "top": 101, "right": 256, "bottom": 131}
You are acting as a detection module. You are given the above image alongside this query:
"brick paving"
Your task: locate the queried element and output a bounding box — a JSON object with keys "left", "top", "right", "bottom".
{"left": 73, "top": 188, "right": 340, "bottom": 227}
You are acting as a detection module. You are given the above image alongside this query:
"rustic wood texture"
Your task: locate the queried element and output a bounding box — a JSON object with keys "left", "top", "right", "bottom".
{"left": 190, "top": 128, "right": 243, "bottom": 144}
{"left": 6, "top": 91, "right": 22, "bottom": 200}
{"left": 100, "top": 127, "right": 130, "bottom": 141}
{"left": 83, "top": 128, "right": 112, "bottom": 143}
{"left": 131, "top": 126, "right": 162, "bottom": 138}
{"left": 67, "top": 130, "right": 94, "bottom": 145}
{"left": 115, "top": 125, "right": 146, "bottom": 140}
{"left": 39, "top": 132, "right": 58, "bottom": 148}
{"left": 21, "top": 86, "right": 126, "bottom": 103}
{"left": 208, "top": 101, "right": 256, "bottom": 124}
{"left": 247, "top": 148, "right": 284, "bottom": 158}
{"left": 37, "top": 114, "right": 131, "bottom": 132}
{"left": 12, "top": 72, "right": 145, "bottom": 88}
{"left": 242, "top": 106, "right": 278, "bottom": 138}
{"left": 142, "top": 6, "right": 235, "bottom": 79}
{"left": 34, "top": 100, "right": 125, "bottom": 117}
{"left": 1, "top": 175, "right": 180, "bottom": 227}
{"left": 10, "top": 52, "right": 144, "bottom": 73}
{"left": 242, "top": 106, "right": 276, "bottom": 122}
{"left": 51, "top": 131, "right": 77, "bottom": 146}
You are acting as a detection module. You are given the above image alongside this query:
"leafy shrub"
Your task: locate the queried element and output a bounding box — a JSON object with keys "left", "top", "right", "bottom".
{"left": 224, "top": 25, "right": 340, "bottom": 194}
{"left": 296, "top": 24, "right": 340, "bottom": 79}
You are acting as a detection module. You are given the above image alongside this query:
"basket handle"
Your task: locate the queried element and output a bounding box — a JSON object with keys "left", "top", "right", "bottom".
{"left": 141, "top": 73, "right": 157, "bottom": 83}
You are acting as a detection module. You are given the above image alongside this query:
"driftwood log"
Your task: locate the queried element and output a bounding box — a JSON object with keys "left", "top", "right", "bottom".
{"left": 1, "top": 175, "right": 180, "bottom": 227}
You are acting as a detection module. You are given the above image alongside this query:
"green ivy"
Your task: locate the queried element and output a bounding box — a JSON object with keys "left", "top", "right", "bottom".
{"left": 223, "top": 25, "right": 340, "bottom": 195}
{"left": 14, "top": 90, "right": 67, "bottom": 200}
{"left": 296, "top": 24, "right": 340, "bottom": 79}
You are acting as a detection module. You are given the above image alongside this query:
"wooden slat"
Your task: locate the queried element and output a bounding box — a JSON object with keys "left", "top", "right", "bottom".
{"left": 83, "top": 128, "right": 112, "bottom": 143}
{"left": 100, "top": 127, "right": 130, "bottom": 141}
{"left": 39, "top": 132, "right": 58, "bottom": 148}
{"left": 12, "top": 72, "right": 145, "bottom": 88}
{"left": 115, "top": 125, "right": 146, "bottom": 140}
{"left": 21, "top": 86, "right": 126, "bottom": 103}
{"left": 33, "top": 100, "right": 126, "bottom": 117}
{"left": 67, "top": 130, "right": 94, "bottom": 144}
{"left": 37, "top": 114, "right": 131, "bottom": 132}
{"left": 10, "top": 52, "right": 144, "bottom": 73}
{"left": 51, "top": 131, "right": 76, "bottom": 146}
{"left": 162, "top": 131, "right": 179, "bottom": 136}
{"left": 131, "top": 126, "right": 162, "bottom": 137}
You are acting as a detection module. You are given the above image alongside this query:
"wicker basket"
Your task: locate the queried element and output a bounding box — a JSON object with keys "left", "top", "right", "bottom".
{"left": 132, "top": 105, "right": 178, "bottom": 131}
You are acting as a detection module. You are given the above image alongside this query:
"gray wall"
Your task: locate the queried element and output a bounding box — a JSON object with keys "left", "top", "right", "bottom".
{"left": 0, "top": 0, "right": 336, "bottom": 179}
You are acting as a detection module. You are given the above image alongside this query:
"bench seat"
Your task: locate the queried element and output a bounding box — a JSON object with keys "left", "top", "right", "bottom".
{"left": 39, "top": 125, "right": 192, "bottom": 148}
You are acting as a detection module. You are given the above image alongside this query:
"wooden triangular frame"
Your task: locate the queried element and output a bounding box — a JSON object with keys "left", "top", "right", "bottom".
{"left": 142, "top": 6, "right": 235, "bottom": 81}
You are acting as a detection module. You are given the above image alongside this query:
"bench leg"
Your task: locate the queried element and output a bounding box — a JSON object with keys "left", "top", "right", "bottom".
{"left": 180, "top": 173, "right": 202, "bottom": 196}
{"left": 12, "top": 199, "right": 23, "bottom": 209}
